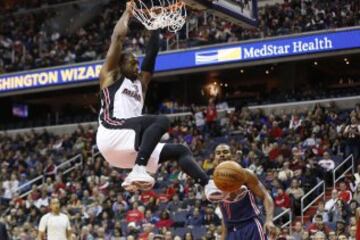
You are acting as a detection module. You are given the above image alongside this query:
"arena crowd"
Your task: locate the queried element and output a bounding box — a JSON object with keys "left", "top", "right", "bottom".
{"left": 0, "top": 0, "right": 359, "bottom": 73}
{"left": 1, "top": 100, "right": 360, "bottom": 239}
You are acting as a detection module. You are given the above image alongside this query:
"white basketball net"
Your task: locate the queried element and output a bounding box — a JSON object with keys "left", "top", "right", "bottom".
{"left": 132, "top": 0, "right": 187, "bottom": 32}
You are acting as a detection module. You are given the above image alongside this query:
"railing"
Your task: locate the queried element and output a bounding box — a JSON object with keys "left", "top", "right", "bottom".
{"left": 14, "top": 175, "right": 44, "bottom": 198}
{"left": 333, "top": 154, "right": 354, "bottom": 189}
{"left": 57, "top": 154, "right": 83, "bottom": 175}
{"left": 2, "top": 154, "right": 84, "bottom": 213}
{"left": 92, "top": 145, "right": 101, "bottom": 162}
{"left": 273, "top": 208, "right": 292, "bottom": 234}
{"left": 300, "top": 181, "right": 326, "bottom": 224}
{"left": 0, "top": 155, "right": 83, "bottom": 218}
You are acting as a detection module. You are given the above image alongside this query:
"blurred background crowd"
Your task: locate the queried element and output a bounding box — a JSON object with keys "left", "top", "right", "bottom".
{"left": 0, "top": 0, "right": 359, "bottom": 73}
{"left": 1, "top": 0, "right": 360, "bottom": 239}
{"left": 1, "top": 100, "right": 360, "bottom": 239}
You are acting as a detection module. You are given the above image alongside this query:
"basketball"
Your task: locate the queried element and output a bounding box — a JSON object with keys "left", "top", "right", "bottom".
{"left": 213, "top": 161, "right": 244, "bottom": 192}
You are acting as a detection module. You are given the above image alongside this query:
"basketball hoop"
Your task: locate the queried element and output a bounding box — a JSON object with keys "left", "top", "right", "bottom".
{"left": 132, "top": 0, "right": 187, "bottom": 32}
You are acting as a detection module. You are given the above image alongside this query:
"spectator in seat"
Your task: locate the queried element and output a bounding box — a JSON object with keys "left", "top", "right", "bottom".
{"left": 155, "top": 210, "right": 174, "bottom": 228}
{"left": 289, "top": 114, "right": 302, "bottom": 130}
{"left": 291, "top": 221, "right": 303, "bottom": 240}
{"left": 2, "top": 173, "right": 19, "bottom": 200}
{"left": 349, "top": 200, "right": 358, "bottom": 216}
{"left": 126, "top": 203, "right": 144, "bottom": 224}
{"left": 167, "top": 194, "right": 183, "bottom": 212}
{"left": 127, "top": 222, "right": 139, "bottom": 238}
{"left": 186, "top": 207, "right": 203, "bottom": 227}
{"left": 163, "top": 230, "right": 173, "bottom": 240}
{"left": 307, "top": 214, "right": 331, "bottom": 236}
{"left": 325, "top": 189, "right": 339, "bottom": 212}
{"left": 302, "top": 231, "right": 310, "bottom": 240}
{"left": 328, "top": 231, "right": 336, "bottom": 240}
{"left": 290, "top": 148, "right": 305, "bottom": 173}
{"left": 274, "top": 187, "right": 291, "bottom": 209}
{"left": 318, "top": 152, "right": 336, "bottom": 184}
{"left": 313, "top": 231, "right": 326, "bottom": 240}
{"left": 286, "top": 178, "right": 305, "bottom": 215}
{"left": 143, "top": 209, "right": 159, "bottom": 224}
{"left": 183, "top": 232, "right": 194, "bottom": 240}
{"left": 335, "top": 219, "right": 347, "bottom": 236}
{"left": 349, "top": 225, "right": 357, "bottom": 240}
{"left": 269, "top": 121, "right": 283, "bottom": 140}
{"left": 329, "top": 200, "right": 350, "bottom": 224}
{"left": 338, "top": 234, "right": 347, "bottom": 240}
{"left": 338, "top": 182, "right": 352, "bottom": 204}
{"left": 205, "top": 98, "right": 217, "bottom": 136}
{"left": 353, "top": 164, "right": 360, "bottom": 189}
{"left": 343, "top": 116, "right": 360, "bottom": 165}
{"left": 353, "top": 184, "right": 360, "bottom": 204}
{"left": 34, "top": 191, "right": 49, "bottom": 209}
{"left": 312, "top": 201, "right": 329, "bottom": 223}
{"left": 140, "top": 190, "right": 157, "bottom": 205}
{"left": 194, "top": 107, "right": 205, "bottom": 132}
{"left": 182, "top": 191, "right": 196, "bottom": 208}
{"left": 44, "top": 158, "right": 57, "bottom": 179}
{"left": 138, "top": 223, "right": 153, "bottom": 240}
{"left": 277, "top": 161, "right": 294, "bottom": 183}
{"left": 301, "top": 167, "right": 318, "bottom": 193}
{"left": 202, "top": 205, "right": 220, "bottom": 226}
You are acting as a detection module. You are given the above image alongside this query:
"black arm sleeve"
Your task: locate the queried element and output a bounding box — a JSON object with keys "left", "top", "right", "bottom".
{"left": 141, "top": 30, "right": 160, "bottom": 73}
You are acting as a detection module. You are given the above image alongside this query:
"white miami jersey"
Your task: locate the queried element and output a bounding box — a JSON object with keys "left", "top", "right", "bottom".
{"left": 99, "top": 76, "right": 143, "bottom": 128}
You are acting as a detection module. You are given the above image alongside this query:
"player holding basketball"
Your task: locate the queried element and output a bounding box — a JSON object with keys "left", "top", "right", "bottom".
{"left": 96, "top": 1, "right": 221, "bottom": 200}
{"left": 211, "top": 144, "right": 275, "bottom": 240}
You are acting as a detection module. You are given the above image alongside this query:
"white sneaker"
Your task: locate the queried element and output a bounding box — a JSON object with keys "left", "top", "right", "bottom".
{"left": 123, "top": 164, "right": 155, "bottom": 191}
{"left": 204, "top": 180, "right": 226, "bottom": 203}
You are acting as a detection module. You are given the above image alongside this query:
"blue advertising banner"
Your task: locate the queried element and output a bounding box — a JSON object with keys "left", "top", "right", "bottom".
{"left": 1, "top": 28, "right": 360, "bottom": 93}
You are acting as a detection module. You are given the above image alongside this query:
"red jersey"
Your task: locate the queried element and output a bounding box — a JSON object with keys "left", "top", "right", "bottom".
{"left": 275, "top": 193, "right": 291, "bottom": 209}
{"left": 140, "top": 191, "right": 157, "bottom": 204}
{"left": 338, "top": 190, "right": 352, "bottom": 203}
{"left": 269, "top": 127, "right": 283, "bottom": 139}
{"left": 126, "top": 209, "right": 144, "bottom": 223}
{"left": 206, "top": 106, "right": 217, "bottom": 122}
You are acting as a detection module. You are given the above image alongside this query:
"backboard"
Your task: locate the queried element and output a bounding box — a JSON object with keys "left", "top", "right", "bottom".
{"left": 184, "top": 0, "right": 258, "bottom": 28}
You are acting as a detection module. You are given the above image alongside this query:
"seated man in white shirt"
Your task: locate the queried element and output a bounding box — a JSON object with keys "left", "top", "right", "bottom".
{"left": 34, "top": 191, "right": 49, "bottom": 209}
{"left": 325, "top": 189, "right": 339, "bottom": 212}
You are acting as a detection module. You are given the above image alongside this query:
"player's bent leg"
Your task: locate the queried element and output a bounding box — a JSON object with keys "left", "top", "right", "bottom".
{"left": 135, "top": 115, "right": 170, "bottom": 165}
{"left": 159, "top": 143, "right": 225, "bottom": 202}
{"left": 96, "top": 124, "right": 154, "bottom": 192}
{"left": 122, "top": 115, "right": 169, "bottom": 190}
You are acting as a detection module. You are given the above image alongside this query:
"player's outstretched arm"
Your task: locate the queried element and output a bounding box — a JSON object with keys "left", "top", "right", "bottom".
{"left": 140, "top": 29, "right": 160, "bottom": 96}
{"left": 100, "top": 1, "right": 133, "bottom": 89}
{"left": 245, "top": 169, "right": 276, "bottom": 234}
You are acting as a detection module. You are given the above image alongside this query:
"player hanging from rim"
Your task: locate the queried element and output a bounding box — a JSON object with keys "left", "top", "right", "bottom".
{"left": 96, "top": 1, "right": 221, "bottom": 200}
{"left": 211, "top": 144, "right": 276, "bottom": 240}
